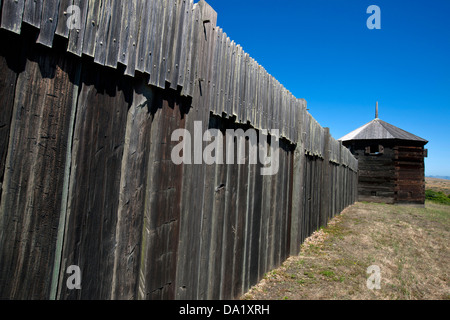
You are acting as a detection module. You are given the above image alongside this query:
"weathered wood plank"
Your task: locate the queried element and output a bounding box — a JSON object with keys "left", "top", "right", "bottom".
{"left": 123, "top": 0, "right": 143, "bottom": 77}
{"left": 67, "top": 0, "right": 89, "bottom": 56}
{"left": 208, "top": 27, "right": 219, "bottom": 114}
{"left": 93, "top": 0, "right": 112, "bottom": 65}
{"left": 181, "top": 2, "right": 200, "bottom": 96}
{"left": 111, "top": 78, "right": 154, "bottom": 300}
{"left": 82, "top": 0, "right": 102, "bottom": 57}
{"left": 244, "top": 55, "right": 251, "bottom": 125}
{"left": 104, "top": 0, "right": 123, "bottom": 68}
{"left": 223, "top": 37, "right": 232, "bottom": 116}
{"left": 36, "top": 0, "right": 61, "bottom": 47}
{"left": 230, "top": 43, "right": 238, "bottom": 117}
{"left": 177, "top": 0, "right": 193, "bottom": 90}
{"left": 0, "top": 35, "right": 79, "bottom": 299}
{"left": 168, "top": 0, "right": 186, "bottom": 89}
{"left": 250, "top": 158, "right": 263, "bottom": 285}
{"left": 23, "top": 0, "right": 43, "bottom": 29}
{"left": 55, "top": 0, "right": 71, "bottom": 37}
{"left": 205, "top": 117, "right": 227, "bottom": 299}
{"left": 217, "top": 33, "right": 227, "bottom": 115}
{"left": 231, "top": 124, "right": 249, "bottom": 298}
{"left": 220, "top": 122, "right": 238, "bottom": 299}
{"left": 226, "top": 41, "right": 236, "bottom": 117}
{"left": 233, "top": 45, "right": 242, "bottom": 121}
{"left": 117, "top": 1, "right": 132, "bottom": 66}
{"left": 1, "top": 0, "right": 25, "bottom": 34}
{"left": 138, "top": 89, "right": 186, "bottom": 300}
{"left": 197, "top": 120, "right": 218, "bottom": 300}
{"left": 158, "top": 0, "right": 176, "bottom": 89}
{"left": 0, "top": 30, "right": 21, "bottom": 199}
{"left": 135, "top": 0, "right": 154, "bottom": 73}
{"left": 57, "top": 58, "right": 132, "bottom": 300}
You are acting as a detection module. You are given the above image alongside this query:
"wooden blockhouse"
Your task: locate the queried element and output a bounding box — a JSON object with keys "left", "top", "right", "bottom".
{"left": 339, "top": 106, "right": 428, "bottom": 205}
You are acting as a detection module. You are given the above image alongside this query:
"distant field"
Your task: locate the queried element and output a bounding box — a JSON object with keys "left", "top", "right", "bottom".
{"left": 426, "top": 177, "right": 450, "bottom": 195}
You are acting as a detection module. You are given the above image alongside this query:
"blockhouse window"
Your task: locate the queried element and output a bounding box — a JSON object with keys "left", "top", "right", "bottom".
{"left": 365, "top": 144, "right": 384, "bottom": 155}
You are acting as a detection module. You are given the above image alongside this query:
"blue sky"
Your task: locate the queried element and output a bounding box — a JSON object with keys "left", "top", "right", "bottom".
{"left": 203, "top": 0, "right": 450, "bottom": 176}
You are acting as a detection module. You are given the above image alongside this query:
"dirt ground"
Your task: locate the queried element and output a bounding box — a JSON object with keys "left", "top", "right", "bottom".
{"left": 241, "top": 201, "right": 450, "bottom": 300}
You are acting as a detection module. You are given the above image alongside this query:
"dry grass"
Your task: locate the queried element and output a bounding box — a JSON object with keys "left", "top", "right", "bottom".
{"left": 241, "top": 201, "right": 450, "bottom": 300}
{"left": 426, "top": 177, "right": 450, "bottom": 195}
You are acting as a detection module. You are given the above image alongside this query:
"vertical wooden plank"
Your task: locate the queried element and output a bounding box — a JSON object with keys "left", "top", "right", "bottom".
{"left": 93, "top": 0, "right": 111, "bottom": 65}
{"left": 196, "top": 2, "right": 218, "bottom": 298}
{"left": 290, "top": 100, "right": 304, "bottom": 255}
{"left": 223, "top": 37, "right": 231, "bottom": 116}
{"left": 250, "top": 59, "right": 258, "bottom": 127}
{"left": 138, "top": 89, "right": 186, "bottom": 300}
{"left": 23, "top": 0, "right": 43, "bottom": 29}
{"left": 197, "top": 121, "right": 218, "bottom": 300}
{"left": 220, "top": 123, "right": 238, "bottom": 299}
{"left": 242, "top": 134, "right": 255, "bottom": 294}
{"left": 206, "top": 117, "right": 227, "bottom": 299}
{"left": 158, "top": 0, "right": 176, "bottom": 88}
{"left": 229, "top": 43, "right": 236, "bottom": 117}
{"left": 175, "top": 0, "right": 216, "bottom": 299}
{"left": 240, "top": 52, "right": 248, "bottom": 124}
{"left": 286, "top": 145, "right": 294, "bottom": 256}
{"left": 36, "top": 0, "right": 61, "bottom": 47}
{"left": 124, "top": 0, "right": 143, "bottom": 77}
{"left": 135, "top": 0, "right": 154, "bottom": 73}
{"left": 233, "top": 45, "right": 242, "bottom": 121}
{"left": 57, "top": 59, "right": 133, "bottom": 300}
{"left": 217, "top": 33, "right": 227, "bottom": 115}
{"left": 254, "top": 65, "right": 260, "bottom": 129}
{"left": 55, "top": 0, "right": 71, "bottom": 37}
{"left": 181, "top": 1, "right": 200, "bottom": 95}
{"left": 226, "top": 41, "right": 236, "bottom": 117}
{"left": 177, "top": 0, "right": 193, "bottom": 89}
{"left": 231, "top": 124, "right": 249, "bottom": 299}
{"left": 196, "top": 0, "right": 217, "bottom": 298}
{"left": 1, "top": 0, "right": 25, "bottom": 34}
{"left": 221, "top": 37, "right": 229, "bottom": 116}
{"left": 117, "top": 1, "right": 132, "bottom": 66}
{"left": 0, "top": 30, "right": 21, "bottom": 199}
{"left": 111, "top": 79, "right": 155, "bottom": 300}
{"left": 280, "top": 89, "right": 286, "bottom": 138}
{"left": 244, "top": 55, "right": 251, "bottom": 125}
{"left": 280, "top": 148, "right": 289, "bottom": 259}
{"left": 208, "top": 27, "right": 220, "bottom": 114}
{"left": 261, "top": 70, "right": 267, "bottom": 130}
{"left": 104, "top": 0, "right": 123, "bottom": 68}
{"left": 168, "top": 0, "right": 186, "bottom": 89}
{"left": 67, "top": 0, "right": 89, "bottom": 56}
{"left": 0, "top": 36, "right": 79, "bottom": 299}
{"left": 320, "top": 128, "right": 331, "bottom": 228}
{"left": 82, "top": 0, "right": 101, "bottom": 57}
{"left": 249, "top": 158, "right": 263, "bottom": 287}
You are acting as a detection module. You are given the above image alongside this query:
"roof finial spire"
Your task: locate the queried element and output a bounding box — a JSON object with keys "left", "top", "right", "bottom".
{"left": 375, "top": 101, "right": 379, "bottom": 119}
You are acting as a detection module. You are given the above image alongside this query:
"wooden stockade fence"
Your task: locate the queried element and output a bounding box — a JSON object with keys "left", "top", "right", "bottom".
{"left": 0, "top": 0, "right": 358, "bottom": 299}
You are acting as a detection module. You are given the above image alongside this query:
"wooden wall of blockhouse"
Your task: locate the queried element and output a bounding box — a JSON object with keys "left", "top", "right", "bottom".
{"left": 394, "top": 145, "right": 426, "bottom": 204}
{"left": 0, "top": 0, "right": 358, "bottom": 300}
{"left": 350, "top": 142, "right": 396, "bottom": 204}
{"left": 346, "top": 140, "right": 425, "bottom": 205}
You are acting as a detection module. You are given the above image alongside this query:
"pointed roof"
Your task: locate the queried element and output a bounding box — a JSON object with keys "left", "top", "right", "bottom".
{"left": 338, "top": 118, "right": 428, "bottom": 144}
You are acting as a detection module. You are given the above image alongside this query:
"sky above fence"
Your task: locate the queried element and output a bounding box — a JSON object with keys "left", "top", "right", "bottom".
{"left": 204, "top": 0, "right": 450, "bottom": 177}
